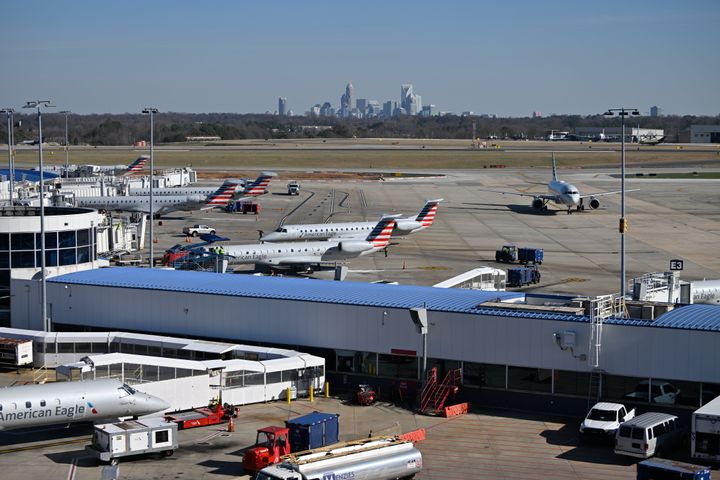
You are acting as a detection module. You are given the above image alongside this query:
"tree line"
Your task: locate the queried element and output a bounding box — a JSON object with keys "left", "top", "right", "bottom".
{"left": 1, "top": 112, "right": 717, "bottom": 145}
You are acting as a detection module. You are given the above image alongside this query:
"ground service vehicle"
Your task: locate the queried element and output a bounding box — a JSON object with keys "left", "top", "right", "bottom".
{"left": 614, "top": 412, "right": 683, "bottom": 458}
{"left": 87, "top": 417, "right": 178, "bottom": 462}
{"left": 256, "top": 436, "right": 422, "bottom": 480}
{"left": 0, "top": 337, "right": 33, "bottom": 367}
{"left": 287, "top": 181, "right": 300, "bottom": 195}
{"left": 356, "top": 384, "right": 377, "bottom": 405}
{"left": 579, "top": 402, "right": 635, "bottom": 442}
{"left": 518, "top": 247, "right": 544, "bottom": 264}
{"left": 637, "top": 458, "right": 711, "bottom": 480}
{"left": 692, "top": 394, "right": 720, "bottom": 462}
{"left": 183, "top": 224, "right": 216, "bottom": 237}
{"left": 496, "top": 244, "right": 518, "bottom": 263}
{"left": 624, "top": 380, "right": 681, "bottom": 404}
{"left": 507, "top": 266, "right": 541, "bottom": 287}
{"left": 225, "top": 200, "right": 261, "bottom": 214}
{"left": 165, "top": 403, "right": 235, "bottom": 430}
{"left": 243, "top": 412, "right": 339, "bottom": 473}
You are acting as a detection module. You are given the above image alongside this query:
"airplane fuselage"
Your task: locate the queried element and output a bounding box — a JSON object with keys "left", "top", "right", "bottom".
{"left": 0, "top": 379, "right": 169, "bottom": 431}
{"left": 548, "top": 179, "right": 581, "bottom": 207}
{"left": 76, "top": 194, "right": 207, "bottom": 215}
{"left": 223, "top": 239, "right": 381, "bottom": 266}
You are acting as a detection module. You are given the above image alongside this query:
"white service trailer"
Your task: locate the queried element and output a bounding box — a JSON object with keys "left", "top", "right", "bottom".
{"left": 692, "top": 395, "right": 720, "bottom": 462}
{"left": 87, "top": 417, "right": 178, "bottom": 462}
{"left": 0, "top": 337, "right": 33, "bottom": 367}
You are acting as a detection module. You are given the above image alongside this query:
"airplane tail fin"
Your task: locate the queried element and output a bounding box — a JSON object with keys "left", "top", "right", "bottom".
{"left": 365, "top": 215, "right": 399, "bottom": 248}
{"left": 205, "top": 180, "right": 239, "bottom": 207}
{"left": 551, "top": 153, "right": 558, "bottom": 181}
{"left": 415, "top": 198, "right": 443, "bottom": 227}
{"left": 126, "top": 155, "right": 149, "bottom": 173}
{"left": 245, "top": 171, "right": 277, "bottom": 195}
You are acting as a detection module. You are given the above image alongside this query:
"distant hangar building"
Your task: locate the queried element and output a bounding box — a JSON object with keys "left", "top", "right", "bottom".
{"left": 12, "top": 268, "right": 720, "bottom": 413}
{"left": 690, "top": 125, "right": 720, "bottom": 144}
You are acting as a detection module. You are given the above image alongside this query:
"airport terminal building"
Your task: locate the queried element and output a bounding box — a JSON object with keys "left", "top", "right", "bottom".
{"left": 12, "top": 268, "right": 720, "bottom": 413}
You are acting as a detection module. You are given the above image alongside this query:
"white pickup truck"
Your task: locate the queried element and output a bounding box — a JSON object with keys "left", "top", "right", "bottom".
{"left": 182, "top": 224, "right": 216, "bottom": 237}
{"left": 579, "top": 402, "right": 635, "bottom": 442}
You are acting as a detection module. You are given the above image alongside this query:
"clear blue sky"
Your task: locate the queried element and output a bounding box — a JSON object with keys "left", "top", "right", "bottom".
{"left": 2, "top": 1, "right": 719, "bottom": 116}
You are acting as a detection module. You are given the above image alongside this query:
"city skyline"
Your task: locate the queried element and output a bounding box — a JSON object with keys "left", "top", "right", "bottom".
{"left": 2, "top": 1, "right": 719, "bottom": 116}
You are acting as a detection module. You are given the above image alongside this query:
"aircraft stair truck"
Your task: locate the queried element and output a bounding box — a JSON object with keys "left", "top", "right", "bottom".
{"left": 86, "top": 417, "right": 178, "bottom": 462}
{"left": 691, "top": 394, "right": 720, "bottom": 462}
{"left": 507, "top": 265, "right": 541, "bottom": 287}
{"left": 255, "top": 435, "right": 423, "bottom": 480}
{"left": 243, "top": 412, "right": 339, "bottom": 473}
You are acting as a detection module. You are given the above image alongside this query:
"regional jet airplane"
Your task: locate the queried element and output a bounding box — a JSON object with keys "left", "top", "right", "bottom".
{"left": 260, "top": 199, "right": 443, "bottom": 242}
{"left": 481, "top": 154, "right": 636, "bottom": 214}
{"left": 216, "top": 215, "right": 398, "bottom": 271}
{"left": 128, "top": 172, "right": 276, "bottom": 199}
{"left": 75, "top": 180, "right": 237, "bottom": 216}
{"left": 76, "top": 156, "right": 148, "bottom": 176}
{"left": 0, "top": 379, "right": 169, "bottom": 431}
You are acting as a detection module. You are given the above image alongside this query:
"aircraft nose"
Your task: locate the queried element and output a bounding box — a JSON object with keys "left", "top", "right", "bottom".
{"left": 144, "top": 393, "right": 170, "bottom": 413}
{"left": 261, "top": 233, "right": 278, "bottom": 241}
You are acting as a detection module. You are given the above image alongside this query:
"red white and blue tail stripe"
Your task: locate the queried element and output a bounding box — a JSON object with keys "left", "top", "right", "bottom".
{"left": 126, "top": 155, "right": 148, "bottom": 173}
{"left": 415, "top": 199, "right": 443, "bottom": 227}
{"left": 205, "top": 180, "right": 239, "bottom": 207}
{"left": 365, "top": 216, "right": 398, "bottom": 248}
{"left": 244, "top": 172, "right": 277, "bottom": 195}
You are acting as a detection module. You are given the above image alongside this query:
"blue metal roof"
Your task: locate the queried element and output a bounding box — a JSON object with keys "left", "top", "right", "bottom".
{"left": 49, "top": 268, "right": 523, "bottom": 314}
{"left": 649, "top": 304, "right": 720, "bottom": 331}
{"left": 0, "top": 168, "right": 59, "bottom": 182}
{"left": 285, "top": 412, "right": 338, "bottom": 426}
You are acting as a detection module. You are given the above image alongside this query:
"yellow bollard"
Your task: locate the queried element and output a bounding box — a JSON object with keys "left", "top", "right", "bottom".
{"left": 287, "top": 387, "right": 292, "bottom": 407}
{"left": 310, "top": 385, "right": 314, "bottom": 403}
{"left": 325, "top": 381, "right": 330, "bottom": 398}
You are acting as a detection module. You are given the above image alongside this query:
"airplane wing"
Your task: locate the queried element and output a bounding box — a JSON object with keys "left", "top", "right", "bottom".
{"left": 580, "top": 189, "right": 639, "bottom": 199}
{"left": 479, "top": 189, "right": 558, "bottom": 201}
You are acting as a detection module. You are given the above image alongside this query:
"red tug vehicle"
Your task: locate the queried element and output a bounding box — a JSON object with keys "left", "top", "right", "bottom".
{"left": 242, "top": 426, "right": 292, "bottom": 473}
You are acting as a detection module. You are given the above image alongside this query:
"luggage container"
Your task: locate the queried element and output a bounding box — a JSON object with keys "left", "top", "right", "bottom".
{"left": 285, "top": 412, "right": 339, "bottom": 453}
{"left": 637, "top": 458, "right": 711, "bottom": 480}
{"left": 518, "top": 247, "right": 544, "bottom": 264}
{"left": 507, "top": 266, "right": 541, "bottom": 287}
{"left": 86, "top": 417, "right": 178, "bottom": 462}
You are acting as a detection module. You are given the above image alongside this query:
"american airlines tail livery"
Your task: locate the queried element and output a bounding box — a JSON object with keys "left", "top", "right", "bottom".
{"left": 0, "top": 379, "right": 169, "bottom": 431}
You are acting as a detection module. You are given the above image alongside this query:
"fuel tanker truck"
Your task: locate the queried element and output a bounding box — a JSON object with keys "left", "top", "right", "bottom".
{"left": 255, "top": 435, "right": 422, "bottom": 480}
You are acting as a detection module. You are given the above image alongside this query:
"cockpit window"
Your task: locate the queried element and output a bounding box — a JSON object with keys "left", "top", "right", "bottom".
{"left": 119, "top": 384, "right": 136, "bottom": 397}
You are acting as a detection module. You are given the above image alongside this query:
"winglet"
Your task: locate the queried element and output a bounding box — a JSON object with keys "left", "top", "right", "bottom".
{"left": 551, "top": 153, "right": 558, "bottom": 181}
{"left": 415, "top": 199, "right": 443, "bottom": 226}
{"left": 365, "top": 215, "right": 400, "bottom": 248}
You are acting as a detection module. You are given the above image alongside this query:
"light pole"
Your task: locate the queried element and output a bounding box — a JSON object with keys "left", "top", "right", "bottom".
{"left": 24, "top": 100, "right": 54, "bottom": 332}
{"left": 1, "top": 108, "right": 14, "bottom": 204}
{"left": 142, "top": 107, "right": 158, "bottom": 268}
{"left": 603, "top": 107, "right": 640, "bottom": 305}
{"left": 59, "top": 110, "right": 71, "bottom": 178}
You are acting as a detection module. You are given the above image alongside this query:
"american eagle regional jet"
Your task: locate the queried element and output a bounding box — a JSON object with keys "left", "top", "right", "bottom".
{"left": 482, "top": 154, "right": 636, "bottom": 214}
{"left": 0, "top": 379, "right": 169, "bottom": 431}
{"left": 215, "top": 215, "right": 399, "bottom": 271}
{"left": 261, "top": 199, "right": 442, "bottom": 242}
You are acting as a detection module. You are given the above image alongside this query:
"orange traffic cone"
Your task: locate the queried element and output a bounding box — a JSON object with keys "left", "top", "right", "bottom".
{"left": 227, "top": 416, "right": 235, "bottom": 432}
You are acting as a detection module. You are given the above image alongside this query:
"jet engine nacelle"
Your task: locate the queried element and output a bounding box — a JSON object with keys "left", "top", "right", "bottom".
{"left": 337, "top": 241, "right": 372, "bottom": 253}
{"left": 394, "top": 219, "right": 422, "bottom": 233}
{"left": 532, "top": 198, "right": 544, "bottom": 209}
{"left": 589, "top": 198, "right": 600, "bottom": 209}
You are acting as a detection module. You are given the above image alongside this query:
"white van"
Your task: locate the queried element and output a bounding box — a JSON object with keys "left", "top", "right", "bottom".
{"left": 614, "top": 412, "right": 683, "bottom": 458}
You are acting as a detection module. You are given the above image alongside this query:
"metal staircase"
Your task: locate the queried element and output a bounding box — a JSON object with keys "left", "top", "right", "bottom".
{"left": 419, "top": 367, "right": 462, "bottom": 415}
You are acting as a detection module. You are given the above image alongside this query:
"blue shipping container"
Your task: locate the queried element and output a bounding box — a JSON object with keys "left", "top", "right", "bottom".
{"left": 285, "top": 412, "right": 339, "bottom": 452}
{"left": 518, "top": 247, "right": 544, "bottom": 264}
{"left": 637, "top": 458, "right": 711, "bottom": 480}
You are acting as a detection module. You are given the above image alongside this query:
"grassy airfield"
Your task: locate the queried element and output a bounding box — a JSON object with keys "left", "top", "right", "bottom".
{"left": 12, "top": 139, "right": 720, "bottom": 171}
